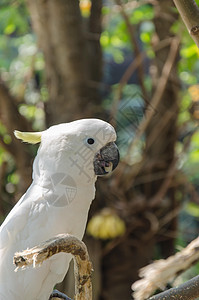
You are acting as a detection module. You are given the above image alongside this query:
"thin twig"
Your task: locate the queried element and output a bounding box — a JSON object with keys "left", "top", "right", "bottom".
{"left": 110, "top": 51, "right": 146, "bottom": 126}
{"left": 113, "top": 0, "right": 158, "bottom": 14}
{"left": 115, "top": 0, "right": 147, "bottom": 100}
{"left": 148, "top": 156, "right": 178, "bottom": 207}
{"left": 116, "top": 36, "right": 180, "bottom": 190}
{"left": 126, "top": 37, "right": 179, "bottom": 165}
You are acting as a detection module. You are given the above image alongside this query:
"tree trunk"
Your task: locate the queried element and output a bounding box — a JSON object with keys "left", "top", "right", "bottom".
{"left": 26, "top": 1, "right": 103, "bottom": 299}
{"left": 26, "top": 0, "right": 103, "bottom": 125}
{"left": 144, "top": 0, "right": 179, "bottom": 257}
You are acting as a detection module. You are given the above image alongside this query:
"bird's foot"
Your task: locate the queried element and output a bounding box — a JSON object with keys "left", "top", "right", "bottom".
{"left": 49, "top": 289, "right": 72, "bottom": 300}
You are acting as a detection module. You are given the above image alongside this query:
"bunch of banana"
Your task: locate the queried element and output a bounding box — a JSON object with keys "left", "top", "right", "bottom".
{"left": 87, "top": 208, "right": 126, "bottom": 240}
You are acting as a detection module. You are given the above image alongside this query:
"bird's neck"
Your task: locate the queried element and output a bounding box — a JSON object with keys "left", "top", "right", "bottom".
{"left": 32, "top": 151, "right": 97, "bottom": 189}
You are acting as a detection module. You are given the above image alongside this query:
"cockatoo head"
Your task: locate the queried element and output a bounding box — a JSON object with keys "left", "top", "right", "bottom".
{"left": 14, "top": 119, "right": 119, "bottom": 185}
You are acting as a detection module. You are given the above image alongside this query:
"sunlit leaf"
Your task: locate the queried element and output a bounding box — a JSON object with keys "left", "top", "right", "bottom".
{"left": 186, "top": 202, "right": 199, "bottom": 217}
{"left": 130, "top": 5, "right": 154, "bottom": 24}
{"left": 7, "top": 173, "right": 19, "bottom": 185}
{"left": 181, "top": 44, "right": 199, "bottom": 58}
{"left": 4, "top": 23, "right": 16, "bottom": 35}
{"left": 140, "top": 32, "right": 151, "bottom": 43}
{"left": 3, "top": 134, "right": 11, "bottom": 144}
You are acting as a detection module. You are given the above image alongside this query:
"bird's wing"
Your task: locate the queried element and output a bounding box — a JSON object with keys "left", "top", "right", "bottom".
{"left": 0, "top": 183, "right": 72, "bottom": 299}
{"left": 0, "top": 184, "right": 41, "bottom": 251}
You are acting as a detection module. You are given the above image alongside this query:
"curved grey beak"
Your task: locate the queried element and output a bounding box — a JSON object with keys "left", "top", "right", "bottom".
{"left": 93, "top": 142, "right": 119, "bottom": 176}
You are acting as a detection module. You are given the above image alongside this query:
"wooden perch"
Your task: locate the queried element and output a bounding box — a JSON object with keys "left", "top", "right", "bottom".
{"left": 132, "top": 236, "right": 199, "bottom": 300}
{"left": 14, "top": 234, "right": 93, "bottom": 300}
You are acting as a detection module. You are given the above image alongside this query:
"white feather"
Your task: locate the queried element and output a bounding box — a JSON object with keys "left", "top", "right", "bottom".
{"left": 0, "top": 119, "right": 116, "bottom": 300}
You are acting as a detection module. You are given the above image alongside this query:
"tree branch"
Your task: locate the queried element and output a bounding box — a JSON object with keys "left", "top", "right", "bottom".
{"left": 132, "top": 236, "right": 199, "bottom": 299}
{"left": 115, "top": 0, "right": 147, "bottom": 100}
{"left": 148, "top": 275, "right": 199, "bottom": 300}
{"left": 125, "top": 36, "right": 180, "bottom": 165}
{"left": 14, "top": 234, "right": 93, "bottom": 300}
{"left": 173, "top": 0, "right": 199, "bottom": 47}
{"left": 87, "top": 0, "right": 103, "bottom": 90}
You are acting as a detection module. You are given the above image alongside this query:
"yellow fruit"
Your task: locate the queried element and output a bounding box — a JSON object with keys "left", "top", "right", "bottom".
{"left": 87, "top": 208, "right": 126, "bottom": 240}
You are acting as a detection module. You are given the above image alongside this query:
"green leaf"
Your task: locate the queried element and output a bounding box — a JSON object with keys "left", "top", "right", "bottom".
{"left": 180, "top": 44, "right": 199, "bottom": 58}
{"left": 186, "top": 202, "right": 199, "bottom": 217}
{"left": 4, "top": 23, "right": 16, "bottom": 35}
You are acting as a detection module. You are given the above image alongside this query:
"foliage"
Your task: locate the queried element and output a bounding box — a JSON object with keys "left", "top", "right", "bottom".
{"left": 0, "top": 1, "right": 45, "bottom": 209}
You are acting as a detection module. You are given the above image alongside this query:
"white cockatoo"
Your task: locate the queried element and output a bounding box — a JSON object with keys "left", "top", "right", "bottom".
{"left": 0, "top": 118, "right": 119, "bottom": 300}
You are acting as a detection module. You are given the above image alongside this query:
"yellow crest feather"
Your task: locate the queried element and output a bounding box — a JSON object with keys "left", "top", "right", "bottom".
{"left": 14, "top": 130, "right": 42, "bottom": 144}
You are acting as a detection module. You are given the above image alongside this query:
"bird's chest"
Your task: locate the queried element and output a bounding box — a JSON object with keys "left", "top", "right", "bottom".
{"left": 43, "top": 185, "right": 95, "bottom": 240}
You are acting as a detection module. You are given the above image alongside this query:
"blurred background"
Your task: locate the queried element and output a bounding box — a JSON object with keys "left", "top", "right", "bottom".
{"left": 1, "top": 0, "right": 199, "bottom": 299}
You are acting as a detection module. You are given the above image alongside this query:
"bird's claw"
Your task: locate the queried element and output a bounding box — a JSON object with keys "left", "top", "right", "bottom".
{"left": 49, "top": 289, "right": 72, "bottom": 300}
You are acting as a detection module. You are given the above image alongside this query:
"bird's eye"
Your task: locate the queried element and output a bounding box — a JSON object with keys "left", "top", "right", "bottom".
{"left": 87, "top": 138, "right": 95, "bottom": 145}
